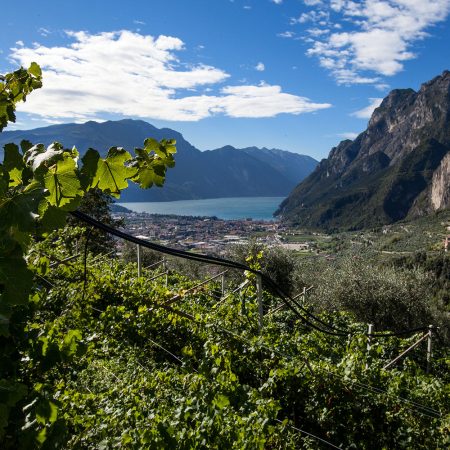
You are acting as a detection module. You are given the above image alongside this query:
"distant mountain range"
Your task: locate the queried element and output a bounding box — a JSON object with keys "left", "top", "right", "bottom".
{"left": 0, "top": 119, "right": 318, "bottom": 202}
{"left": 276, "top": 70, "right": 450, "bottom": 231}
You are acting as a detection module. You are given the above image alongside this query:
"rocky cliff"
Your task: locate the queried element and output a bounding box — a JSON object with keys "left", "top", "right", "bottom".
{"left": 276, "top": 71, "right": 450, "bottom": 230}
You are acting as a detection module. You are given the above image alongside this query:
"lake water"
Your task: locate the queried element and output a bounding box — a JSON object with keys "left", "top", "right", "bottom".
{"left": 118, "top": 197, "right": 285, "bottom": 221}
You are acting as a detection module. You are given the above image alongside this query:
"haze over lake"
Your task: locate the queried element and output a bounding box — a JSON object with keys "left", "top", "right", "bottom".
{"left": 118, "top": 197, "right": 284, "bottom": 221}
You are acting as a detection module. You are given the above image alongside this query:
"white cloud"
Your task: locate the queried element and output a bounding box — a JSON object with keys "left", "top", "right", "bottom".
{"left": 271, "top": 0, "right": 283, "bottom": 4}
{"left": 255, "top": 62, "right": 265, "bottom": 71}
{"left": 299, "top": 0, "right": 450, "bottom": 84}
{"left": 9, "top": 30, "right": 331, "bottom": 122}
{"left": 277, "top": 31, "right": 296, "bottom": 38}
{"left": 338, "top": 131, "right": 359, "bottom": 139}
{"left": 293, "top": 10, "right": 330, "bottom": 24}
{"left": 307, "top": 27, "right": 330, "bottom": 37}
{"left": 218, "top": 83, "right": 331, "bottom": 117}
{"left": 38, "top": 28, "right": 50, "bottom": 37}
{"left": 351, "top": 97, "right": 383, "bottom": 119}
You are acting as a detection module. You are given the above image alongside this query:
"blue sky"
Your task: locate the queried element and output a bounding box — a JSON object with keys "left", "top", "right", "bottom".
{"left": 1, "top": 0, "right": 449, "bottom": 160}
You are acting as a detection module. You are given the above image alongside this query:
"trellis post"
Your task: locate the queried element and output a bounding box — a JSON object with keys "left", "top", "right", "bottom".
{"left": 257, "top": 274, "right": 263, "bottom": 332}
{"left": 221, "top": 273, "right": 225, "bottom": 297}
{"left": 426, "top": 325, "right": 433, "bottom": 374}
{"left": 163, "top": 259, "right": 168, "bottom": 287}
{"left": 366, "top": 323, "right": 374, "bottom": 370}
{"left": 137, "top": 244, "right": 142, "bottom": 278}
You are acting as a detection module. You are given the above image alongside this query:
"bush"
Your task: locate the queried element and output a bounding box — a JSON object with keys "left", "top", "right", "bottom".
{"left": 309, "top": 254, "right": 440, "bottom": 331}
{"left": 226, "top": 240, "right": 297, "bottom": 294}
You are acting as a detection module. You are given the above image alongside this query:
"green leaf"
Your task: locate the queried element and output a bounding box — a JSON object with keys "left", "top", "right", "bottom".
{"left": 0, "top": 186, "right": 44, "bottom": 233}
{"left": 0, "top": 237, "right": 33, "bottom": 305}
{"left": 3, "top": 143, "right": 24, "bottom": 186}
{"left": 42, "top": 154, "right": 82, "bottom": 208}
{"left": 20, "top": 140, "right": 34, "bottom": 154}
{"left": 80, "top": 148, "right": 100, "bottom": 190}
{"left": 61, "top": 329, "right": 82, "bottom": 357}
{"left": 0, "top": 165, "right": 8, "bottom": 196}
{"left": 38, "top": 204, "right": 68, "bottom": 234}
{"left": 132, "top": 139, "right": 176, "bottom": 189}
{"left": 36, "top": 399, "right": 58, "bottom": 425}
{"left": 28, "top": 62, "right": 42, "bottom": 78}
{"left": 213, "top": 394, "right": 230, "bottom": 409}
{"left": 92, "top": 147, "right": 136, "bottom": 197}
{"left": 24, "top": 142, "right": 65, "bottom": 173}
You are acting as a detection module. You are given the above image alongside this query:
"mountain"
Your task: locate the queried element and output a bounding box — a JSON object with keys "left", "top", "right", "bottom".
{"left": 0, "top": 119, "right": 317, "bottom": 201}
{"left": 276, "top": 71, "right": 450, "bottom": 231}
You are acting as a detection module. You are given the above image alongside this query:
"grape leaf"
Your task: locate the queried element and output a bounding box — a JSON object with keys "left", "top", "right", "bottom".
{"left": 0, "top": 186, "right": 43, "bottom": 233}
{"left": 3, "top": 143, "right": 24, "bottom": 186}
{"left": 0, "top": 237, "right": 33, "bottom": 305}
{"left": 80, "top": 148, "right": 100, "bottom": 190}
{"left": 42, "top": 155, "right": 82, "bottom": 208}
{"left": 24, "top": 143, "right": 65, "bottom": 173}
{"left": 132, "top": 139, "right": 176, "bottom": 189}
{"left": 91, "top": 147, "right": 136, "bottom": 197}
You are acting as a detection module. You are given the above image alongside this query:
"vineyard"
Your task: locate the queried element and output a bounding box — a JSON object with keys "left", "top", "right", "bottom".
{"left": 0, "top": 225, "right": 447, "bottom": 449}
{"left": 1, "top": 64, "right": 449, "bottom": 449}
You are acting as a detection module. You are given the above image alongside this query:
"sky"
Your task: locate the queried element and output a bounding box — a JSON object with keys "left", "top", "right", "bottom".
{"left": 1, "top": 0, "right": 450, "bottom": 160}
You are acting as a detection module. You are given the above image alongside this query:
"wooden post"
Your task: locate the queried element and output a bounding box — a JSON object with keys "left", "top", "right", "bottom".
{"left": 257, "top": 275, "right": 263, "bottom": 332}
{"left": 366, "top": 324, "right": 373, "bottom": 370}
{"left": 137, "top": 244, "right": 142, "bottom": 278}
{"left": 426, "top": 325, "right": 433, "bottom": 374}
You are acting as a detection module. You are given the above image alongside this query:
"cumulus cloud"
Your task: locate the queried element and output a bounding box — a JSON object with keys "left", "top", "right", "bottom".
{"left": 255, "top": 62, "right": 265, "bottom": 71}
{"left": 351, "top": 97, "right": 383, "bottom": 119}
{"left": 9, "top": 30, "right": 331, "bottom": 122}
{"left": 271, "top": 0, "right": 283, "bottom": 4}
{"left": 298, "top": 0, "right": 450, "bottom": 84}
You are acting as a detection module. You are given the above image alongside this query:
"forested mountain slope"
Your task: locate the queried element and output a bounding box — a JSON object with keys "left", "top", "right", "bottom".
{"left": 277, "top": 71, "right": 450, "bottom": 230}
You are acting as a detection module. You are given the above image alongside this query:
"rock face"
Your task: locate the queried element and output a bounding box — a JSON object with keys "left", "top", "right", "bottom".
{"left": 430, "top": 152, "right": 450, "bottom": 210}
{"left": 276, "top": 71, "right": 450, "bottom": 230}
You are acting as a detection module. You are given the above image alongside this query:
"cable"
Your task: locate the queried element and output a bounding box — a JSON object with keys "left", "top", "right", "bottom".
{"left": 369, "top": 325, "right": 428, "bottom": 338}
{"left": 70, "top": 211, "right": 348, "bottom": 336}
{"left": 274, "top": 419, "right": 343, "bottom": 450}
{"left": 70, "top": 210, "right": 435, "bottom": 338}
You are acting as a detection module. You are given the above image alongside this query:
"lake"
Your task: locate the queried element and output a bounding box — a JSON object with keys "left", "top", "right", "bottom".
{"left": 118, "top": 197, "right": 285, "bottom": 221}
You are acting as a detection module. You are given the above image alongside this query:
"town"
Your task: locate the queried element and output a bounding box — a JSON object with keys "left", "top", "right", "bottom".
{"left": 112, "top": 209, "right": 314, "bottom": 254}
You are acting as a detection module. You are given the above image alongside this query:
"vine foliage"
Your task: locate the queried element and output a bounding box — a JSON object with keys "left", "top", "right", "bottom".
{"left": 0, "top": 63, "right": 176, "bottom": 445}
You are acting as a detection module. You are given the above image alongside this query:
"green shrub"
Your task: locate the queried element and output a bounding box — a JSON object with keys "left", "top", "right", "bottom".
{"left": 309, "top": 255, "right": 439, "bottom": 331}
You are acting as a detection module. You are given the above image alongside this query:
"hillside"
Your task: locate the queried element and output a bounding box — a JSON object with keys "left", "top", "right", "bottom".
{"left": 276, "top": 71, "right": 450, "bottom": 231}
{"left": 0, "top": 119, "right": 317, "bottom": 202}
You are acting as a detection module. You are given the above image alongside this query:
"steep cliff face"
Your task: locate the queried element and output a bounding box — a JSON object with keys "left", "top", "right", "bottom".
{"left": 277, "top": 71, "right": 450, "bottom": 230}
{"left": 430, "top": 152, "right": 450, "bottom": 210}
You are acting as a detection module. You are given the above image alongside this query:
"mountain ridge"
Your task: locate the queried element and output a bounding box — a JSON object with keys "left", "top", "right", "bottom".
{"left": 0, "top": 119, "right": 318, "bottom": 202}
{"left": 276, "top": 70, "right": 450, "bottom": 230}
